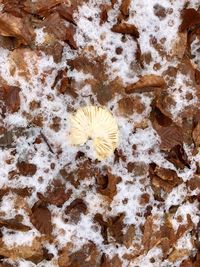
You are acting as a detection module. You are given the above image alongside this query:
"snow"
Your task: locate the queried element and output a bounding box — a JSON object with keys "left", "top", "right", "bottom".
{"left": 0, "top": 0, "right": 199, "bottom": 266}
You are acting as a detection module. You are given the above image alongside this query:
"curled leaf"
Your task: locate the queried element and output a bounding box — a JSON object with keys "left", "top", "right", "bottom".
{"left": 125, "top": 75, "right": 166, "bottom": 94}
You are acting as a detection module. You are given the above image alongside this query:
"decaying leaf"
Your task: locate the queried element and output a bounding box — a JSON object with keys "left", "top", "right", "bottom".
{"left": 111, "top": 22, "right": 139, "bottom": 38}
{"left": 24, "top": 0, "right": 64, "bottom": 16}
{"left": 64, "top": 198, "right": 87, "bottom": 223}
{"left": 120, "top": 0, "right": 131, "bottom": 17}
{"left": 150, "top": 165, "right": 183, "bottom": 193}
{"left": 0, "top": 12, "right": 35, "bottom": 45}
{"left": 101, "top": 254, "right": 122, "bottom": 267}
{"left": 118, "top": 96, "right": 145, "bottom": 116}
{"left": 37, "top": 179, "right": 72, "bottom": 206}
{"left": 17, "top": 161, "right": 37, "bottom": 176}
{"left": 125, "top": 75, "right": 166, "bottom": 94}
{"left": 179, "top": 8, "right": 200, "bottom": 32}
{"left": 0, "top": 86, "right": 20, "bottom": 113}
{"left": 0, "top": 237, "right": 43, "bottom": 262}
{"left": 30, "top": 203, "right": 52, "bottom": 235}
{"left": 142, "top": 215, "right": 161, "bottom": 252}
{"left": 68, "top": 242, "right": 100, "bottom": 267}
{"left": 193, "top": 122, "right": 200, "bottom": 146}
{"left": 97, "top": 171, "right": 121, "bottom": 200}
{"left": 0, "top": 218, "right": 31, "bottom": 232}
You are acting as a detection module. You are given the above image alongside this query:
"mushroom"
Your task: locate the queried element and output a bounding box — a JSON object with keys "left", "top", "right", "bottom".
{"left": 69, "top": 106, "right": 119, "bottom": 160}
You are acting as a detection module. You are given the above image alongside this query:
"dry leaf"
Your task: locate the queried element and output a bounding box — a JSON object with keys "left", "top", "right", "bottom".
{"left": 24, "top": 0, "right": 64, "bottom": 16}
{"left": 125, "top": 75, "right": 166, "bottom": 94}
{"left": 17, "top": 161, "right": 37, "bottom": 176}
{"left": 0, "top": 218, "right": 31, "bottom": 232}
{"left": 31, "top": 203, "right": 52, "bottom": 235}
{"left": 0, "top": 12, "right": 34, "bottom": 45}
{"left": 118, "top": 96, "right": 145, "bottom": 116}
{"left": 111, "top": 22, "right": 139, "bottom": 38}
{"left": 179, "top": 8, "right": 200, "bottom": 32}
{"left": 0, "top": 237, "right": 43, "bottom": 262}
{"left": 120, "top": 0, "right": 131, "bottom": 16}
{"left": 64, "top": 198, "right": 87, "bottom": 223}
{"left": 38, "top": 179, "right": 72, "bottom": 206}
{"left": 142, "top": 215, "right": 161, "bottom": 251}
{"left": 97, "top": 172, "right": 121, "bottom": 200}
{"left": 193, "top": 122, "right": 200, "bottom": 146}
{"left": 68, "top": 242, "right": 99, "bottom": 267}
{"left": 0, "top": 86, "right": 20, "bottom": 113}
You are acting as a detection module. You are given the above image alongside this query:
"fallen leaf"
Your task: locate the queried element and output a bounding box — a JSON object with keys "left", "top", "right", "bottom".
{"left": 0, "top": 12, "right": 35, "bottom": 45}
{"left": 56, "top": 4, "right": 76, "bottom": 25}
{"left": 179, "top": 8, "right": 200, "bottom": 32}
{"left": 118, "top": 96, "right": 145, "bottom": 116}
{"left": 64, "top": 198, "right": 87, "bottom": 223}
{"left": 193, "top": 122, "right": 200, "bottom": 146}
{"left": 0, "top": 218, "right": 31, "bottom": 232}
{"left": 24, "top": 0, "right": 64, "bottom": 16}
{"left": 168, "top": 249, "right": 189, "bottom": 262}
{"left": 111, "top": 22, "right": 139, "bottom": 38}
{"left": 38, "top": 179, "right": 72, "bottom": 206}
{"left": 68, "top": 242, "right": 99, "bottom": 267}
{"left": 0, "top": 237, "right": 43, "bottom": 262}
{"left": 120, "top": 0, "right": 131, "bottom": 17}
{"left": 100, "top": 4, "right": 111, "bottom": 25}
{"left": 125, "top": 75, "right": 166, "bottom": 94}
{"left": 30, "top": 203, "right": 52, "bottom": 235}
{"left": 97, "top": 171, "right": 121, "bottom": 200}
{"left": 142, "top": 215, "right": 161, "bottom": 252}
{"left": 101, "top": 254, "right": 122, "bottom": 267}
{"left": 17, "top": 161, "right": 37, "bottom": 176}
{"left": 0, "top": 86, "right": 20, "bottom": 113}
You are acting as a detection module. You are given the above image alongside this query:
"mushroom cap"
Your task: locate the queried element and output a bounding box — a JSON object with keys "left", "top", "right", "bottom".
{"left": 70, "top": 106, "right": 119, "bottom": 160}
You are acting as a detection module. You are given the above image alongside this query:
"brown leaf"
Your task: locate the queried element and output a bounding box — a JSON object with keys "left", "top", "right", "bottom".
{"left": 179, "top": 8, "right": 200, "bottom": 32}
{"left": 168, "top": 249, "right": 189, "bottom": 262}
{"left": 38, "top": 179, "right": 72, "bottom": 206}
{"left": 0, "top": 218, "right": 31, "bottom": 232}
{"left": 193, "top": 122, "right": 200, "bottom": 146}
{"left": 31, "top": 203, "right": 52, "bottom": 235}
{"left": 0, "top": 237, "right": 43, "bottom": 262}
{"left": 38, "top": 41, "right": 63, "bottom": 64}
{"left": 166, "top": 144, "right": 190, "bottom": 169}
{"left": 24, "top": 0, "right": 64, "bottom": 16}
{"left": 150, "top": 165, "right": 183, "bottom": 193}
{"left": 0, "top": 86, "right": 20, "bottom": 113}
{"left": 68, "top": 242, "right": 99, "bottom": 267}
{"left": 0, "top": 12, "right": 34, "bottom": 45}
{"left": 152, "top": 115, "right": 183, "bottom": 151}
{"left": 187, "top": 175, "right": 200, "bottom": 191}
{"left": 56, "top": 4, "right": 76, "bottom": 24}
{"left": 0, "top": 262, "right": 16, "bottom": 267}
{"left": 111, "top": 22, "right": 139, "bottom": 38}
{"left": 120, "top": 0, "right": 131, "bottom": 17}
{"left": 97, "top": 172, "right": 121, "bottom": 200}
{"left": 142, "top": 215, "right": 161, "bottom": 251}
{"left": 64, "top": 198, "right": 87, "bottom": 223}
{"left": 118, "top": 96, "right": 145, "bottom": 117}
{"left": 100, "top": 4, "right": 111, "bottom": 25}
{"left": 125, "top": 75, "right": 166, "bottom": 94}
{"left": 65, "top": 25, "right": 77, "bottom": 50}
{"left": 101, "top": 254, "right": 122, "bottom": 267}
{"left": 195, "top": 69, "right": 200, "bottom": 85}
{"left": 17, "top": 161, "right": 37, "bottom": 176}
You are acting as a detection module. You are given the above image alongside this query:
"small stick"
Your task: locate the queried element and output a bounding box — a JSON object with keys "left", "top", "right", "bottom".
{"left": 40, "top": 130, "right": 54, "bottom": 154}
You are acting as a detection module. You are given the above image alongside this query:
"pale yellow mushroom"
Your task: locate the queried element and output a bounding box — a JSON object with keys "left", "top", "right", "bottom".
{"left": 70, "top": 106, "right": 119, "bottom": 160}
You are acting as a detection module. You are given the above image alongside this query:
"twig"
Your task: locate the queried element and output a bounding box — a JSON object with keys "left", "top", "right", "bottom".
{"left": 40, "top": 130, "right": 54, "bottom": 154}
